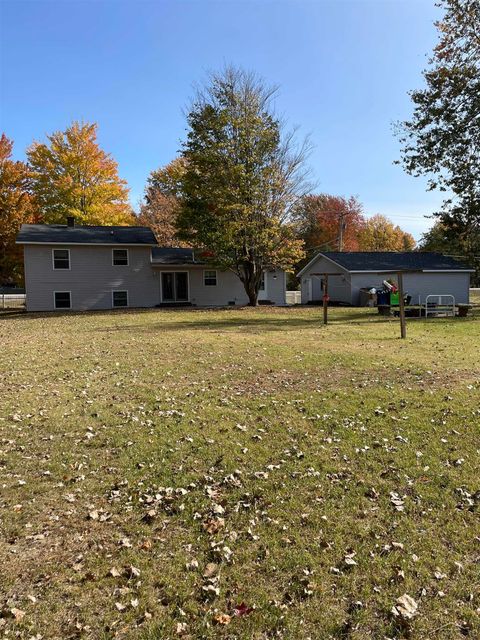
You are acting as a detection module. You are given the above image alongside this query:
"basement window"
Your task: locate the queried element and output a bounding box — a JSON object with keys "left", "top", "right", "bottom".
{"left": 54, "top": 291, "right": 71, "bottom": 309}
{"left": 112, "top": 290, "right": 128, "bottom": 308}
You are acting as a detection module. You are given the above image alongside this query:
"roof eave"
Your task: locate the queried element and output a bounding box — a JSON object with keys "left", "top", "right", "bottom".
{"left": 348, "top": 268, "right": 475, "bottom": 273}
{"left": 421, "top": 269, "right": 475, "bottom": 273}
{"left": 151, "top": 262, "right": 203, "bottom": 268}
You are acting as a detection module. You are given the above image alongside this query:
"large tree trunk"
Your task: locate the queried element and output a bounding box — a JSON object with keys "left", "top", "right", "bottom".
{"left": 246, "top": 285, "right": 258, "bottom": 306}
{"left": 241, "top": 261, "right": 259, "bottom": 306}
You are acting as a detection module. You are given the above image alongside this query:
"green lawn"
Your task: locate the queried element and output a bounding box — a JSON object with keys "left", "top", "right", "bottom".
{"left": 1, "top": 307, "right": 479, "bottom": 639}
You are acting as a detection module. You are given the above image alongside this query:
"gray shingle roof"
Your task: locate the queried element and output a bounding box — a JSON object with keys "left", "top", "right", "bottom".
{"left": 151, "top": 247, "right": 200, "bottom": 265}
{"left": 320, "top": 252, "right": 473, "bottom": 272}
{"left": 16, "top": 224, "right": 157, "bottom": 245}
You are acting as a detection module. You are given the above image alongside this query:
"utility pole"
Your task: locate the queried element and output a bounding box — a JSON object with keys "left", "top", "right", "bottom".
{"left": 338, "top": 214, "right": 347, "bottom": 251}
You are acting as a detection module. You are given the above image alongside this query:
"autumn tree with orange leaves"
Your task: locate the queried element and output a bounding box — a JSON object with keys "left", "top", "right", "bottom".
{"left": 293, "top": 194, "right": 365, "bottom": 253}
{"left": 27, "top": 122, "right": 134, "bottom": 226}
{"left": 293, "top": 195, "right": 416, "bottom": 271}
{"left": 0, "top": 134, "right": 39, "bottom": 284}
{"left": 359, "top": 214, "right": 416, "bottom": 251}
{"left": 137, "top": 158, "right": 189, "bottom": 246}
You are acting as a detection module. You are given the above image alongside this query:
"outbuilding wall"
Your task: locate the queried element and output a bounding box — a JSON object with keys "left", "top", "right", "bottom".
{"left": 300, "top": 254, "right": 471, "bottom": 306}
{"left": 350, "top": 272, "right": 471, "bottom": 305}
{"left": 300, "top": 256, "right": 351, "bottom": 304}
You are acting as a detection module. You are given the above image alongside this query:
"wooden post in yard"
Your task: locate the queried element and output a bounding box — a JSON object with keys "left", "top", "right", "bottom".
{"left": 310, "top": 272, "right": 342, "bottom": 326}
{"left": 323, "top": 274, "right": 329, "bottom": 325}
{"left": 397, "top": 272, "right": 406, "bottom": 339}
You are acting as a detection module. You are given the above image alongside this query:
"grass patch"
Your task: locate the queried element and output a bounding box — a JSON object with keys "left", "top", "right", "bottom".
{"left": 0, "top": 306, "right": 479, "bottom": 639}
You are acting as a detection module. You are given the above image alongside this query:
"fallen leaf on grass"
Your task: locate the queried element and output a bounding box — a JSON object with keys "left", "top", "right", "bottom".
{"left": 214, "top": 613, "right": 231, "bottom": 625}
{"left": 120, "top": 537, "right": 132, "bottom": 548}
{"left": 140, "top": 539, "right": 152, "bottom": 550}
{"left": 10, "top": 607, "right": 25, "bottom": 621}
{"left": 127, "top": 565, "right": 141, "bottom": 578}
{"left": 202, "top": 583, "right": 220, "bottom": 599}
{"left": 434, "top": 568, "right": 447, "bottom": 580}
{"left": 233, "top": 602, "right": 254, "bottom": 616}
{"left": 203, "top": 562, "right": 218, "bottom": 578}
{"left": 390, "top": 492, "right": 405, "bottom": 511}
{"left": 391, "top": 593, "right": 418, "bottom": 622}
{"left": 203, "top": 518, "right": 224, "bottom": 534}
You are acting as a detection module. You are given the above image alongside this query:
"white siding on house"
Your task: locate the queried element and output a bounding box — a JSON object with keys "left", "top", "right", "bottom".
{"left": 155, "top": 268, "right": 286, "bottom": 306}
{"left": 24, "top": 245, "right": 158, "bottom": 311}
{"left": 265, "top": 269, "right": 287, "bottom": 305}
{"left": 23, "top": 243, "right": 287, "bottom": 311}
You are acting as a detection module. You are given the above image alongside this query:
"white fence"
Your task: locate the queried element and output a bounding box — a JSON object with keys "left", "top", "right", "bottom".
{"left": 0, "top": 294, "right": 26, "bottom": 310}
{"left": 286, "top": 290, "right": 301, "bottom": 305}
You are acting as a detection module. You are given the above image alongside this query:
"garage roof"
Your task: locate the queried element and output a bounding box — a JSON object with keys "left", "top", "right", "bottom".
{"left": 298, "top": 251, "right": 474, "bottom": 276}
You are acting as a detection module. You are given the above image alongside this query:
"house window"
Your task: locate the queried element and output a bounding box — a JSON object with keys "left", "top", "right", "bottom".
{"left": 112, "top": 290, "right": 128, "bottom": 308}
{"left": 204, "top": 270, "right": 217, "bottom": 286}
{"left": 54, "top": 291, "right": 71, "bottom": 309}
{"left": 112, "top": 249, "right": 129, "bottom": 266}
{"left": 53, "top": 249, "right": 70, "bottom": 270}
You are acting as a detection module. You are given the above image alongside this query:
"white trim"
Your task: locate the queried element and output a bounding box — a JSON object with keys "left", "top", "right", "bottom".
{"left": 112, "top": 290, "right": 129, "bottom": 308}
{"left": 52, "top": 248, "right": 71, "bottom": 270}
{"left": 203, "top": 269, "right": 217, "bottom": 286}
{"left": 53, "top": 290, "right": 71, "bottom": 310}
{"left": 421, "top": 269, "right": 475, "bottom": 273}
{"left": 345, "top": 269, "right": 475, "bottom": 274}
{"left": 160, "top": 270, "right": 190, "bottom": 303}
{"left": 112, "top": 248, "right": 129, "bottom": 266}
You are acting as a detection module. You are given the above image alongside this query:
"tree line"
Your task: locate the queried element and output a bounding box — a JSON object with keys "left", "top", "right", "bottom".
{"left": 2, "top": 0, "right": 478, "bottom": 300}
{"left": 0, "top": 87, "right": 414, "bottom": 303}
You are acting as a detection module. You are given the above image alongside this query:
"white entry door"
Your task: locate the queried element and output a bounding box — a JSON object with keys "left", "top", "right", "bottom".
{"left": 304, "top": 277, "right": 313, "bottom": 302}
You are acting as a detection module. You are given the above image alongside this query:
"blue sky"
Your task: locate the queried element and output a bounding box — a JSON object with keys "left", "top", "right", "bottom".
{"left": 1, "top": 0, "right": 443, "bottom": 239}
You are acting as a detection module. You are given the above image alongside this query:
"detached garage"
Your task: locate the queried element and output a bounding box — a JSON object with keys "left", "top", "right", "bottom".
{"left": 298, "top": 252, "right": 474, "bottom": 306}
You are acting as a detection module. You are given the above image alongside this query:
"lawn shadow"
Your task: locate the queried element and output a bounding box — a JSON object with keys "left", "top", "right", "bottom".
{"left": 92, "top": 309, "right": 398, "bottom": 334}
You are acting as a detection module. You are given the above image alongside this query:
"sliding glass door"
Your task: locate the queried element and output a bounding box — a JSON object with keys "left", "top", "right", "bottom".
{"left": 161, "top": 272, "right": 189, "bottom": 302}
